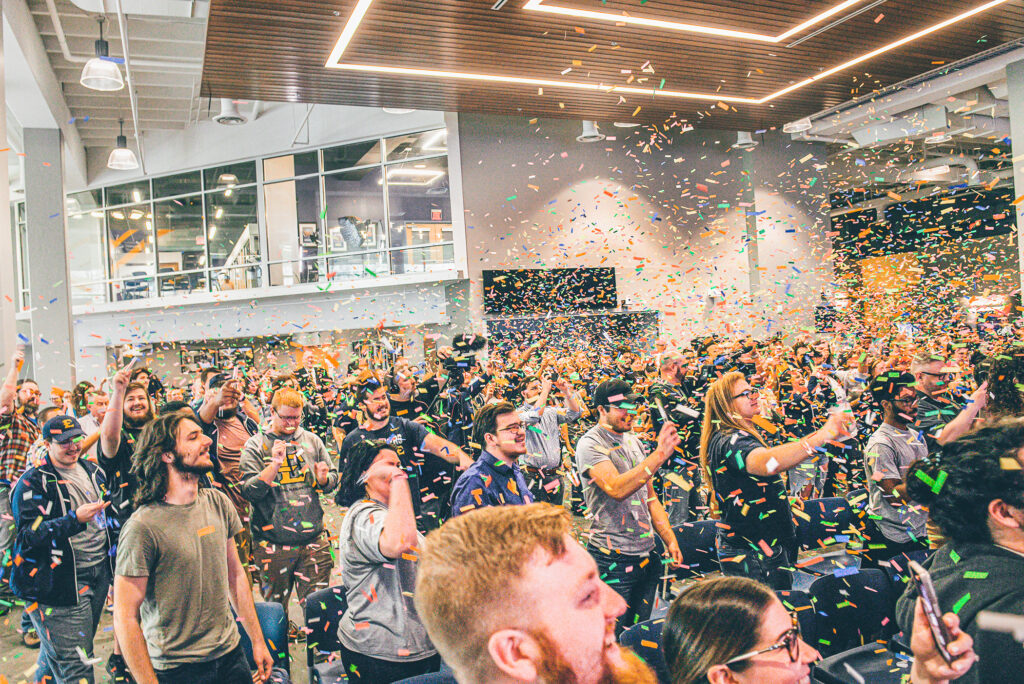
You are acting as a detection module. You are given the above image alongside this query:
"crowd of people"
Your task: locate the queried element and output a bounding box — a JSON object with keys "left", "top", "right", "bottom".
{"left": 0, "top": 319, "right": 1021, "bottom": 684}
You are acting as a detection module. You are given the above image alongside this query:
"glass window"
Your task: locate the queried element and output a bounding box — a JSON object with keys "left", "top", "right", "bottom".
{"left": 387, "top": 157, "right": 452, "bottom": 275}
{"left": 107, "top": 204, "right": 155, "bottom": 300}
{"left": 105, "top": 181, "right": 151, "bottom": 207}
{"left": 67, "top": 212, "right": 107, "bottom": 306}
{"left": 263, "top": 152, "right": 318, "bottom": 182}
{"left": 153, "top": 171, "right": 202, "bottom": 198}
{"left": 324, "top": 167, "right": 387, "bottom": 255}
{"left": 204, "top": 161, "right": 257, "bottom": 190}
{"left": 154, "top": 195, "right": 207, "bottom": 296}
{"left": 323, "top": 140, "right": 382, "bottom": 171}
{"left": 207, "top": 185, "right": 260, "bottom": 291}
{"left": 390, "top": 244, "right": 455, "bottom": 274}
{"left": 264, "top": 177, "right": 322, "bottom": 286}
{"left": 67, "top": 190, "right": 102, "bottom": 213}
{"left": 385, "top": 128, "right": 447, "bottom": 161}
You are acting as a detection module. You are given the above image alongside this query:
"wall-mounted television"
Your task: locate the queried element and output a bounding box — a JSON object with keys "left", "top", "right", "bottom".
{"left": 483, "top": 267, "right": 617, "bottom": 315}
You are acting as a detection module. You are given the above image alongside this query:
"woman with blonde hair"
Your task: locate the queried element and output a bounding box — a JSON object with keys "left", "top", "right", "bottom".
{"left": 699, "top": 371, "right": 849, "bottom": 588}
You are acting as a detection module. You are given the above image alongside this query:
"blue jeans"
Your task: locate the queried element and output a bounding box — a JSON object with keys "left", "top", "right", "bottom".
{"left": 155, "top": 644, "right": 252, "bottom": 684}
{"left": 588, "top": 544, "right": 661, "bottom": 636}
{"left": 717, "top": 535, "right": 793, "bottom": 590}
{"left": 29, "top": 562, "right": 111, "bottom": 684}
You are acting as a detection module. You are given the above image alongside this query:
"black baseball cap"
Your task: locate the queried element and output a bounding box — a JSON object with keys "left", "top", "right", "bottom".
{"left": 42, "top": 415, "right": 86, "bottom": 444}
{"left": 593, "top": 379, "right": 642, "bottom": 408}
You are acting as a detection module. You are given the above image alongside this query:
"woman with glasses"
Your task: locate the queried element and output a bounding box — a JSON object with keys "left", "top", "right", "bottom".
{"left": 664, "top": 575, "right": 975, "bottom": 684}
{"left": 699, "top": 372, "right": 850, "bottom": 589}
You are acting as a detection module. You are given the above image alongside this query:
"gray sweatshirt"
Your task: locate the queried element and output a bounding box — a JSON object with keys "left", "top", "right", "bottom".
{"left": 239, "top": 427, "right": 339, "bottom": 545}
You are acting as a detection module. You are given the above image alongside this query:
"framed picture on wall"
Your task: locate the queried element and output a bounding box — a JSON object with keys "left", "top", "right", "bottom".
{"left": 299, "top": 222, "right": 319, "bottom": 247}
{"left": 217, "top": 346, "right": 255, "bottom": 368}
{"left": 180, "top": 348, "right": 216, "bottom": 373}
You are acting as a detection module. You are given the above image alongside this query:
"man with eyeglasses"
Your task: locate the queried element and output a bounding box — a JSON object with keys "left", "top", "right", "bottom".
{"left": 863, "top": 371, "right": 930, "bottom": 567}
{"left": 911, "top": 351, "right": 988, "bottom": 453}
{"left": 450, "top": 402, "right": 533, "bottom": 516}
{"left": 576, "top": 379, "right": 683, "bottom": 635}
{"left": 239, "top": 387, "right": 338, "bottom": 642}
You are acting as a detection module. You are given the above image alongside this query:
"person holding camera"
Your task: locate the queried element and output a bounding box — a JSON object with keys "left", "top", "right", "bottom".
{"left": 517, "top": 372, "right": 581, "bottom": 505}
{"left": 239, "top": 387, "right": 339, "bottom": 641}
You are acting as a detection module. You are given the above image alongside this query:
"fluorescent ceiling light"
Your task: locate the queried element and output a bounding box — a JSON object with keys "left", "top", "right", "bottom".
{"left": 325, "top": 0, "right": 1012, "bottom": 106}
{"left": 215, "top": 207, "right": 224, "bottom": 219}
{"left": 132, "top": 190, "right": 142, "bottom": 203}
{"left": 217, "top": 173, "right": 239, "bottom": 186}
{"left": 387, "top": 168, "right": 445, "bottom": 186}
{"left": 111, "top": 211, "right": 125, "bottom": 220}
{"left": 613, "top": 122, "right": 641, "bottom": 128}
{"left": 522, "top": 0, "right": 868, "bottom": 43}
{"left": 129, "top": 209, "right": 144, "bottom": 220}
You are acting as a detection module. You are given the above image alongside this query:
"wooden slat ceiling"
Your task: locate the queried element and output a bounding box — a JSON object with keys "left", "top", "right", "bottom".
{"left": 202, "top": 0, "right": 1024, "bottom": 129}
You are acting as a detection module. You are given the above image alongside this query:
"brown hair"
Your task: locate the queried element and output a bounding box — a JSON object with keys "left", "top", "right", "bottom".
{"left": 663, "top": 576, "right": 775, "bottom": 684}
{"left": 470, "top": 401, "right": 516, "bottom": 451}
{"left": 415, "top": 503, "right": 571, "bottom": 684}
{"left": 271, "top": 387, "right": 304, "bottom": 410}
{"left": 131, "top": 409, "right": 196, "bottom": 507}
{"left": 698, "top": 372, "right": 766, "bottom": 503}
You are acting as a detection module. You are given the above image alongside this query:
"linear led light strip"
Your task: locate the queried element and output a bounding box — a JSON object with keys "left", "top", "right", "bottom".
{"left": 522, "top": 0, "right": 869, "bottom": 43}
{"left": 325, "top": 0, "right": 1014, "bottom": 106}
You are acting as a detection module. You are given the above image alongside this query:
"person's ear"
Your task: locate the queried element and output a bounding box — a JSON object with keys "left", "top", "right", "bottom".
{"left": 487, "top": 629, "right": 541, "bottom": 682}
{"left": 160, "top": 450, "right": 175, "bottom": 465}
{"left": 989, "top": 499, "right": 1023, "bottom": 529}
{"left": 706, "top": 664, "right": 738, "bottom": 684}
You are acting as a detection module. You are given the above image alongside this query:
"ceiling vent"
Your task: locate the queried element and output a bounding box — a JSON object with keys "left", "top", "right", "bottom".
{"left": 213, "top": 98, "right": 248, "bottom": 125}
{"left": 576, "top": 120, "right": 605, "bottom": 143}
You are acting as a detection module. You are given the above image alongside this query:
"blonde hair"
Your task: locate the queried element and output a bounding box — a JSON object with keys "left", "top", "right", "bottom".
{"left": 415, "top": 504, "right": 571, "bottom": 684}
{"left": 699, "top": 372, "right": 767, "bottom": 504}
{"left": 271, "top": 387, "right": 304, "bottom": 410}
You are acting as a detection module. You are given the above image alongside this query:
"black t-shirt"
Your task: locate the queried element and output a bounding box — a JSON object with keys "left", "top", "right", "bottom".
{"left": 389, "top": 395, "right": 429, "bottom": 422}
{"left": 914, "top": 391, "right": 961, "bottom": 454}
{"left": 708, "top": 429, "right": 794, "bottom": 548}
{"left": 648, "top": 381, "right": 702, "bottom": 458}
{"left": 100, "top": 424, "right": 143, "bottom": 524}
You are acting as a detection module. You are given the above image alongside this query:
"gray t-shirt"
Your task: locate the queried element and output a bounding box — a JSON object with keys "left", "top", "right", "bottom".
{"left": 54, "top": 461, "right": 108, "bottom": 567}
{"left": 575, "top": 424, "right": 655, "bottom": 557}
{"left": 115, "top": 489, "right": 243, "bottom": 670}
{"left": 865, "top": 422, "right": 928, "bottom": 544}
{"left": 338, "top": 499, "right": 435, "bottom": 662}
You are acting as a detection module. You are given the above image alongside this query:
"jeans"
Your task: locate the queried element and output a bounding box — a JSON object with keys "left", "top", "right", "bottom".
{"left": 522, "top": 467, "right": 565, "bottom": 505}
{"left": 588, "top": 544, "right": 662, "bottom": 636}
{"left": 29, "top": 562, "right": 111, "bottom": 684}
{"left": 338, "top": 646, "right": 440, "bottom": 683}
{"left": 154, "top": 644, "right": 251, "bottom": 684}
{"left": 717, "top": 535, "right": 793, "bottom": 590}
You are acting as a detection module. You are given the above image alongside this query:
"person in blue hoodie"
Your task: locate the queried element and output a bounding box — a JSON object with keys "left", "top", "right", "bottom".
{"left": 11, "top": 414, "right": 113, "bottom": 684}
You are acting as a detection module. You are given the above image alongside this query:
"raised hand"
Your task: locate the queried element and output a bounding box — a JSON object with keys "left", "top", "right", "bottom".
{"left": 76, "top": 500, "right": 110, "bottom": 523}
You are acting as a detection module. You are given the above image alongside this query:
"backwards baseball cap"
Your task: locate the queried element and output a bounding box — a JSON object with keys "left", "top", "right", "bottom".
{"left": 593, "top": 379, "right": 642, "bottom": 409}
{"left": 42, "top": 414, "right": 86, "bottom": 444}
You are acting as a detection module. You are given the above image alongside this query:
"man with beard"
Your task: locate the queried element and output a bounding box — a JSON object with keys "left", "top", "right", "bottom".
{"left": 1, "top": 350, "right": 40, "bottom": 581}
{"left": 911, "top": 351, "right": 988, "bottom": 454}
{"left": 576, "top": 379, "right": 683, "bottom": 635}
{"left": 450, "top": 402, "right": 533, "bottom": 515}
{"left": 862, "top": 372, "right": 930, "bottom": 568}
{"left": 100, "top": 360, "right": 155, "bottom": 681}
{"left": 517, "top": 374, "right": 581, "bottom": 505}
{"left": 114, "top": 411, "right": 273, "bottom": 684}
{"left": 416, "top": 503, "right": 658, "bottom": 684}
{"left": 339, "top": 381, "right": 472, "bottom": 531}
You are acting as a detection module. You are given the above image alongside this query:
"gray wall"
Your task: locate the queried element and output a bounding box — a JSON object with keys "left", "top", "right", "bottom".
{"left": 455, "top": 114, "right": 832, "bottom": 343}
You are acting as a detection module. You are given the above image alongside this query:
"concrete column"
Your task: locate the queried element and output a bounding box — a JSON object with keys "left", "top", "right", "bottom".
{"left": 1008, "top": 60, "right": 1024, "bottom": 295}
{"left": 23, "top": 128, "right": 74, "bottom": 392}
{"left": 0, "top": 24, "right": 15, "bottom": 374}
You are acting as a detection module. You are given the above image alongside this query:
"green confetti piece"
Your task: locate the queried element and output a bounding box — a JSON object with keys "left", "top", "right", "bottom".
{"left": 914, "top": 470, "right": 935, "bottom": 487}
{"left": 320, "top": 206, "right": 328, "bottom": 220}
{"left": 931, "top": 470, "right": 947, "bottom": 494}
{"left": 949, "top": 549, "right": 961, "bottom": 563}
{"left": 952, "top": 593, "right": 971, "bottom": 614}
{"left": 963, "top": 571, "right": 988, "bottom": 579}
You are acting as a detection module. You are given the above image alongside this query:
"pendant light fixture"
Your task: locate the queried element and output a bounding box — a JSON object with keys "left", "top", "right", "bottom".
{"left": 107, "top": 119, "right": 139, "bottom": 170}
{"left": 80, "top": 17, "right": 124, "bottom": 92}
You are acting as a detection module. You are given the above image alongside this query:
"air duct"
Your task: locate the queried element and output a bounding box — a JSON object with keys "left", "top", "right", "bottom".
{"left": 576, "top": 120, "right": 605, "bottom": 143}
{"left": 899, "top": 155, "right": 980, "bottom": 184}
{"left": 731, "top": 131, "right": 759, "bottom": 150}
{"left": 213, "top": 98, "right": 247, "bottom": 125}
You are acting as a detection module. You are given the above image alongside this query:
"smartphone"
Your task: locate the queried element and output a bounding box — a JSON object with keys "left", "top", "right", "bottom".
{"left": 653, "top": 396, "right": 672, "bottom": 426}
{"left": 909, "top": 560, "right": 954, "bottom": 665}
{"left": 285, "top": 444, "right": 298, "bottom": 455}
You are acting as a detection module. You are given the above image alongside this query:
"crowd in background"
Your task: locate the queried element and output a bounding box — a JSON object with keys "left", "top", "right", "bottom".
{"left": 1, "top": 309, "right": 1022, "bottom": 683}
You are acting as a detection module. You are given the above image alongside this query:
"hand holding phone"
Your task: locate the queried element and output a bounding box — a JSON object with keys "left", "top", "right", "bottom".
{"left": 909, "top": 560, "right": 954, "bottom": 666}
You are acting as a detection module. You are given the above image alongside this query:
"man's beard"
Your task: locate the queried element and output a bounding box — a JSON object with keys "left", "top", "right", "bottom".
{"left": 532, "top": 629, "right": 657, "bottom": 684}
{"left": 124, "top": 411, "right": 151, "bottom": 429}
{"left": 172, "top": 451, "right": 214, "bottom": 476}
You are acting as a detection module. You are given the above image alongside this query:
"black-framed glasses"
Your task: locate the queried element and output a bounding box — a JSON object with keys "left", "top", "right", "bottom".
{"left": 496, "top": 422, "right": 525, "bottom": 433}
{"left": 893, "top": 395, "right": 919, "bottom": 405}
{"left": 726, "top": 614, "right": 801, "bottom": 666}
{"left": 273, "top": 408, "right": 303, "bottom": 423}
{"left": 733, "top": 389, "right": 759, "bottom": 399}
{"left": 920, "top": 371, "right": 953, "bottom": 381}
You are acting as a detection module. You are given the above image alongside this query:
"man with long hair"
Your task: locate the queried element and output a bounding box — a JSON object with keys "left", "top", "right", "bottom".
{"left": 699, "top": 371, "right": 848, "bottom": 589}
{"left": 416, "top": 503, "right": 657, "bottom": 684}
{"left": 113, "top": 410, "right": 273, "bottom": 684}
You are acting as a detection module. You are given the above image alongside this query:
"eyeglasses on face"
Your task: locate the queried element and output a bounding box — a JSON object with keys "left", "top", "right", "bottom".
{"left": 733, "top": 389, "right": 759, "bottom": 400}
{"left": 893, "top": 395, "right": 919, "bottom": 405}
{"left": 496, "top": 422, "right": 525, "bottom": 434}
{"left": 725, "top": 614, "right": 801, "bottom": 666}
{"left": 920, "top": 371, "right": 953, "bottom": 381}
{"left": 273, "top": 408, "right": 303, "bottom": 422}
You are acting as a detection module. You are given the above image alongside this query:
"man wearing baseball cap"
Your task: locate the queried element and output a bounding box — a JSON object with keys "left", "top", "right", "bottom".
{"left": 10, "top": 414, "right": 113, "bottom": 684}
{"left": 574, "top": 379, "right": 683, "bottom": 635}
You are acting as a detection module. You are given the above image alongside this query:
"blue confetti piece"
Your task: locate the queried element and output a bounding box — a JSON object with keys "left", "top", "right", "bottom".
{"left": 834, "top": 534, "right": 850, "bottom": 543}
{"left": 834, "top": 565, "right": 859, "bottom": 577}
{"left": 39, "top": 337, "right": 49, "bottom": 345}
{"left": 48, "top": 213, "right": 59, "bottom": 219}
{"left": 100, "top": 55, "right": 125, "bottom": 64}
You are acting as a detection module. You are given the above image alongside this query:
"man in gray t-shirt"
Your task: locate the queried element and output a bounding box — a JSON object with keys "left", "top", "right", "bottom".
{"left": 574, "top": 379, "right": 681, "bottom": 634}
{"left": 864, "top": 372, "right": 929, "bottom": 566}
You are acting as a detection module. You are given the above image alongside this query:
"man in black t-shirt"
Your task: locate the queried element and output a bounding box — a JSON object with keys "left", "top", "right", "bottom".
{"left": 910, "top": 351, "right": 988, "bottom": 454}
{"left": 338, "top": 382, "right": 472, "bottom": 531}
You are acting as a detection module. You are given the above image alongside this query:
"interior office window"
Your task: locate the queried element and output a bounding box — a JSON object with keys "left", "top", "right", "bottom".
{"left": 67, "top": 211, "right": 107, "bottom": 305}
{"left": 106, "top": 204, "right": 155, "bottom": 301}
{"left": 386, "top": 156, "right": 452, "bottom": 274}
{"left": 152, "top": 171, "right": 202, "bottom": 199}
{"left": 105, "top": 180, "right": 151, "bottom": 207}
{"left": 263, "top": 176, "right": 321, "bottom": 286}
{"left": 323, "top": 139, "right": 381, "bottom": 172}
{"left": 385, "top": 128, "right": 447, "bottom": 161}
{"left": 204, "top": 161, "right": 257, "bottom": 191}
{"left": 154, "top": 195, "right": 207, "bottom": 296}
{"left": 67, "top": 190, "right": 102, "bottom": 213}
{"left": 13, "top": 204, "right": 28, "bottom": 308}
{"left": 263, "top": 152, "right": 319, "bottom": 182}
{"left": 207, "top": 184, "right": 261, "bottom": 291}
{"left": 323, "top": 166, "right": 389, "bottom": 280}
